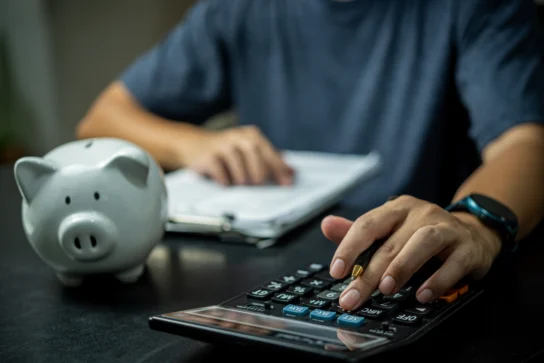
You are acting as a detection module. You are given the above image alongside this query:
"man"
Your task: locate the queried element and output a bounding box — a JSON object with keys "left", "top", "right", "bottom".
{"left": 77, "top": 0, "right": 544, "bottom": 311}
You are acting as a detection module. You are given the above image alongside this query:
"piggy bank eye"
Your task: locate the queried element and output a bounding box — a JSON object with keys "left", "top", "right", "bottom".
{"left": 94, "top": 192, "right": 100, "bottom": 201}
{"left": 65, "top": 196, "right": 71, "bottom": 205}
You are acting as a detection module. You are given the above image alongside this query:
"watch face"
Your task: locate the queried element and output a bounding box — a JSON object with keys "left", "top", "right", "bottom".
{"left": 470, "top": 194, "right": 517, "bottom": 223}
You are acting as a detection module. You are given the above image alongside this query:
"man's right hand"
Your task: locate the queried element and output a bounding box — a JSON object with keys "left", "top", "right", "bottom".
{"left": 184, "top": 125, "right": 294, "bottom": 186}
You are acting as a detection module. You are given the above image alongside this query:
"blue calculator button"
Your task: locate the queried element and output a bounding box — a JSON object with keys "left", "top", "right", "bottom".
{"left": 283, "top": 304, "right": 309, "bottom": 316}
{"left": 310, "top": 309, "right": 336, "bottom": 321}
{"left": 337, "top": 313, "right": 365, "bottom": 327}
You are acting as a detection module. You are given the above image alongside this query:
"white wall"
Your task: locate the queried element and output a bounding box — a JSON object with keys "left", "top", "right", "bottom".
{"left": 4, "top": 0, "right": 59, "bottom": 154}
{"left": 4, "top": 0, "right": 195, "bottom": 155}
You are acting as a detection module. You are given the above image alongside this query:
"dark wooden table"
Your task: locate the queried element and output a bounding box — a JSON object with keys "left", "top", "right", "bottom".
{"left": 1, "top": 165, "right": 543, "bottom": 363}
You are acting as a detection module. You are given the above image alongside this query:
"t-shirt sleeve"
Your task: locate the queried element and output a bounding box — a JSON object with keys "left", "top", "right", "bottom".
{"left": 455, "top": 0, "right": 544, "bottom": 152}
{"left": 119, "top": 0, "right": 231, "bottom": 124}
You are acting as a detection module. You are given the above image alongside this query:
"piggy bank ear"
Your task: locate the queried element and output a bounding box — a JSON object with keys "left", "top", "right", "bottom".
{"left": 14, "top": 157, "right": 57, "bottom": 204}
{"left": 103, "top": 147, "right": 150, "bottom": 187}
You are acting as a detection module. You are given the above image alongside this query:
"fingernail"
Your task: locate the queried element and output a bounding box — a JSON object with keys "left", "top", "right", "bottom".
{"left": 330, "top": 258, "right": 345, "bottom": 278}
{"left": 418, "top": 289, "right": 434, "bottom": 303}
{"left": 280, "top": 176, "right": 291, "bottom": 185}
{"left": 340, "top": 289, "right": 360, "bottom": 310}
{"left": 379, "top": 275, "right": 396, "bottom": 295}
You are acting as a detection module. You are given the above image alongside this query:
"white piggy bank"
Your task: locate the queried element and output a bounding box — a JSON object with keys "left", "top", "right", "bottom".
{"left": 13, "top": 138, "right": 168, "bottom": 287}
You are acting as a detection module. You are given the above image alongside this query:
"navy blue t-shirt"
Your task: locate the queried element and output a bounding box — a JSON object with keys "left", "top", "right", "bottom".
{"left": 121, "top": 0, "right": 544, "bottom": 212}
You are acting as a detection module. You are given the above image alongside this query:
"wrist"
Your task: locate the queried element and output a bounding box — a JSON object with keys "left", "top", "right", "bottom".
{"left": 169, "top": 124, "right": 215, "bottom": 169}
{"left": 451, "top": 211, "right": 502, "bottom": 259}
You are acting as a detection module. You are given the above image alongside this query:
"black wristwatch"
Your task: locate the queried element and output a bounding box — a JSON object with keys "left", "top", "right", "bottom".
{"left": 445, "top": 194, "right": 519, "bottom": 254}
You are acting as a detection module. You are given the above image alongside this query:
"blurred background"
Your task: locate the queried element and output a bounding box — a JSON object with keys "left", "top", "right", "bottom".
{"left": 0, "top": 0, "right": 543, "bottom": 165}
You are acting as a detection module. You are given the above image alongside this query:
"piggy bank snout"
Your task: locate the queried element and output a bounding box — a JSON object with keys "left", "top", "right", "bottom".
{"left": 58, "top": 213, "right": 117, "bottom": 262}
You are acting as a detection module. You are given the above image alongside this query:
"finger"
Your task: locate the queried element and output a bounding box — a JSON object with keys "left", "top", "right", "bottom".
{"left": 259, "top": 142, "right": 294, "bottom": 185}
{"left": 220, "top": 311, "right": 239, "bottom": 329}
{"left": 338, "top": 248, "right": 391, "bottom": 311}
{"left": 193, "top": 157, "right": 230, "bottom": 186}
{"left": 240, "top": 142, "right": 268, "bottom": 184}
{"left": 337, "top": 330, "right": 359, "bottom": 351}
{"left": 329, "top": 204, "right": 408, "bottom": 280}
{"left": 416, "top": 245, "right": 472, "bottom": 303}
{"left": 220, "top": 146, "right": 247, "bottom": 185}
{"left": 321, "top": 215, "right": 354, "bottom": 244}
{"left": 378, "top": 223, "right": 456, "bottom": 296}
{"left": 337, "top": 221, "right": 415, "bottom": 310}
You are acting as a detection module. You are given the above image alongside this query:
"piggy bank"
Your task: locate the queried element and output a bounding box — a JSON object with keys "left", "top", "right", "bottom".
{"left": 13, "top": 138, "right": 168, "bottom": 287}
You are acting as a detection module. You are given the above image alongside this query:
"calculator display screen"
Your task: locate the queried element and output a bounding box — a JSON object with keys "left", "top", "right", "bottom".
{"left": 163, "top": 306, "right": 388, "bottom": 352}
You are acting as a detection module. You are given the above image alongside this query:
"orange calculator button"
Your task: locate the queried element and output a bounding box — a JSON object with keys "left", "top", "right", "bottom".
{"left": 457, "top": 284, "right": 469, "bottom": 295}
{"left": 439, "top": 291, "right": 458, "bottom": 303}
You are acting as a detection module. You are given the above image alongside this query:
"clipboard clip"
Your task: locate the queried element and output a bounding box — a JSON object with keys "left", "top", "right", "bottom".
{"left": 166, "top": 214, "right": 277, "bottom": 249}
{"left": 168, "top": 214, "right": 233, "bottom": 234}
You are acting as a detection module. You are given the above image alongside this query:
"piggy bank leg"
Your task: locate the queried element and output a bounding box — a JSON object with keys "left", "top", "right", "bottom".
{"left": 56, "top": 272, "right": 84, "bottom": 287}
{"left": 115, "top": 264, "right": 145, "bottom": 284}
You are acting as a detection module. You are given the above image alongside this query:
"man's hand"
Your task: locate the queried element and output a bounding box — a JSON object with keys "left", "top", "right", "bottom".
{"left": 184, "top": 125, "right": 294, "bottom": 186}
{"left": 321, "top": 195, "right": 502, "bottom": 311}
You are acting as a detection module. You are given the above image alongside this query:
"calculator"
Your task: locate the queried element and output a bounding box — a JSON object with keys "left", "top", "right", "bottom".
{"left": 148, "top": 258, "right": 482, "bottom": 362}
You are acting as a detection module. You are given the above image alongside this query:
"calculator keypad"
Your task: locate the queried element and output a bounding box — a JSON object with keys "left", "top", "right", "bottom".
{"left": 264, "top": 281, "right": 286, "bottom": 291}
{"left": 247, "top": 288, "right": 274, "bottom": 300}
{"left": 304, "top": 299, "right": 331, "bottom": 309}
{"left": 316, "top": 290, "right": 341, "bottom": 301}
{"left": 287, "top": 285, "right": 314, "bottom": 296}
{"left": 301, "top": 278, "right": 330, "bottom": 289}
{"left": 242, "top": 262, "right": 471, "bottom": 337}
{"left": 272, "top": 292, "right": 299, "bottom": 304}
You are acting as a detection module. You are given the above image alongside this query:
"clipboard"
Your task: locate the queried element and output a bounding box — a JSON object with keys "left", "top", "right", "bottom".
{"left": 163, "top": 150, "right": 382, "bottom": 249}
{"left": 166, "top": 214, "right": 278, "bottom": 249}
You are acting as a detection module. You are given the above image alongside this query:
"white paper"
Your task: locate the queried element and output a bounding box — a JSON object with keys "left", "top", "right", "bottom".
{"left": 165, "top": 150, "right": 381, "bottom": 233}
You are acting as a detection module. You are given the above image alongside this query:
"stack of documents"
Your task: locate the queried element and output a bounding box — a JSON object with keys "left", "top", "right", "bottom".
{"left": 164, "top": 150, "right": 381, "bottom": 248}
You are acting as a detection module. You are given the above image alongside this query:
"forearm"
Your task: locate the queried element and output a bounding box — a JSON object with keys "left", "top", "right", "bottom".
{"left": 452, "top": 124, "right": 544, "bottom": 241}
{"left": 76, "top": 82, "right": 207, "bottom": 171}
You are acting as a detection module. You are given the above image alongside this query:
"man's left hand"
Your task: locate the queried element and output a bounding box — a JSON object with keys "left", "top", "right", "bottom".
{"left": 321, "top": 195, "right": 502, "bottom": 311}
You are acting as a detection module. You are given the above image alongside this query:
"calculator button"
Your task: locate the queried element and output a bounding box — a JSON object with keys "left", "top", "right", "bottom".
{"left": 330, "top": 303, "right": 350, "bottom": 314}
{"left": 308, "top": 263, "right": 326, "bottom": 272}
{"left": 301, "top": 278, "right": 330, "bottom": 289}
{"left": 448, "top": 284, "right": 469, "bottom": 296}
{"left": 337, "top": 314, "right": 365, "bottom": 328}
{"left": 264, "top": 281, "right": 287, "bottom": 291}
{"left": 331, "top": 283, "right": 349, "bottom": 293}
{"left": 370, "top": 289, "right": 382, "bottom": 299}
{"left": 371, "top": 300, "right": 399, "bottom": 311}
{"left": 439, "top": 290, "right": 458, "bottom": 303}
{"left": 343, "top": 277, "right": 355, "bottom": 284}
{"left": 392, "top": 312, "right": 422, "bottom": 325}
{"left": 400, "top": 285, "right": 415, "bottom": 293}
{"left": 457, "top": 284, "right": 469, "bottom": 295}
{"left": 247, "top": 288, "right": 273, "bottom": 300}
{"left": 310, "top": 309, "right": 337, "bottom": 322}
{"left": 357, "top": 306, "right": 386, "bottom": 319}
{"left": 287, "top": 285, "right": 313, "bottom": 296}
{"left": 304, "top": 298, "right": 331, "bottom": 309}
{"left": 272, "top": 293, "right": 299, "bottom": 304}
{"left": 405, "top": 304, "right": 434, "bottom": 316}
{"left": 383, "top": 291, "right": 410, "bottom": 302}
{"left": 317, "top": 290, "right": 341, "bottom": 301}
{"left": 249, "top": 301, "right": 272, "bottom": 309}
{"left": 294, "top": 269, "right": 313, "bottom": 278}
{"left": 314, "top": 270, "right": 340, "bottom": 282}
{"left": 282, "top": 304, "right": 309, "bottom": 317}
{"left": 279, "top": 275, "right": 302, "bottom": 284}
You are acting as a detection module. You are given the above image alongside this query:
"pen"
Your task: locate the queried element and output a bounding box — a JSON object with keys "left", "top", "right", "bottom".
{"left": 351, "top": 195, "right": 398, "bottom": 278}
{"left": 351, "top": 238, "right": 386, "bottom": 278}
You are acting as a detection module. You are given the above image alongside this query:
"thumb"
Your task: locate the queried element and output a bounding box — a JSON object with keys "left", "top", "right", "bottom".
{"left": 321, "top": 215, "right": 354, "bottom": 245}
